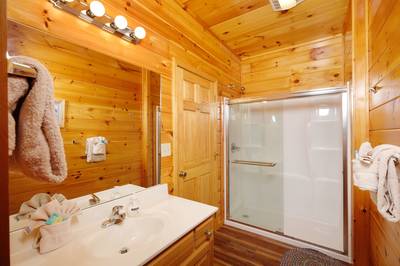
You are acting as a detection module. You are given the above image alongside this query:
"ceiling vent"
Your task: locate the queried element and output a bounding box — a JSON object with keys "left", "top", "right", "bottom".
{"left": 269, "top": 0, "right": 304, "bottom": 11}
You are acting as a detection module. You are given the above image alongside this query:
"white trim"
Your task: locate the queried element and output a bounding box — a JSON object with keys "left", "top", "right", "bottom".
{"left": 346, "top": 81, "right": 353, "bottom": 262}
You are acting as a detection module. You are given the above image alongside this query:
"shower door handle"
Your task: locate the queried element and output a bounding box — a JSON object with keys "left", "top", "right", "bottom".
{"left": 231, "top": 160, "right": 277, "bottom": 167}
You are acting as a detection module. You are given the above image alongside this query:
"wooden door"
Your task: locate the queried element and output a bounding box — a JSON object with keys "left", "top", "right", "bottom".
{"left": 176, "top": 67, "right": 217, "bottom": 206}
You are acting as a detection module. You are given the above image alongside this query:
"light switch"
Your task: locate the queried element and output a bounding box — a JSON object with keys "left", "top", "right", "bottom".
{"left": 161, "top": 143, "right": 171, "bottom": 157}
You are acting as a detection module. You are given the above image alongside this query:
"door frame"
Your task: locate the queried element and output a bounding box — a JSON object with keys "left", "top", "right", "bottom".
{"left": 0, "top": 0, "right": 10, "bottom": 264}
{"left": 172, "top": 58, "right": 218, "bottom": 199}
{"left": 223, "top": 87, "right": 352, "bottom": 263}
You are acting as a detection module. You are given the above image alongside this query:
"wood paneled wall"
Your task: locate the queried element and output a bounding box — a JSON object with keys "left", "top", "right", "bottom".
{"left": 8, "top": 22, "right": 144, "bottom": 213}
{"left": 368, "top": 0, "right": 400, "bottom": 265}
{"left": 6, "top": 0, "right": 241, "bottom": 91}
{"left": 141, "top": 70, "right": 161, "bottom": 187}
{"left": 7, "top": 0, "right": 241, "bottom": 222}
{"left": 241, "top": 35, "right": 346, "bottom": 96}
{"left": 160, "top": 75, "right": 174, "bottom": 192}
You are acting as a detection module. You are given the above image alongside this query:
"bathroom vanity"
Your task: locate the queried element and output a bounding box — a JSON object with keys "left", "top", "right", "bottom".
{"left": 9, "top": 184, "right": 218, "bottom": 265}
{"left": 148, "top": 216, "right": 214, "bottom": 265}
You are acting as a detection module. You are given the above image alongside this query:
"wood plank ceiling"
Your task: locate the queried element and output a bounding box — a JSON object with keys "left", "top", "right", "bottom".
{"left": 176, "top": 0, "right": 349, "bottom": 58}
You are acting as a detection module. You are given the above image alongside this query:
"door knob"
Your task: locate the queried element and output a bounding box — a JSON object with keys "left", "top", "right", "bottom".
{"left": 179, "top": 171, "right": 187, "bottom": 178}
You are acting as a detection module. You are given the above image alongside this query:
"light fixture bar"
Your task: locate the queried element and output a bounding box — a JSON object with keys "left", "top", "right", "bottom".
{"left": 49, "top": 0, "right": 146, "bottom": 45}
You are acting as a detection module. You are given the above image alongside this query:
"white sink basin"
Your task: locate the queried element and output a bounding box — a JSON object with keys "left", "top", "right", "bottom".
{"left": 84, "top": 214, "right": 166, "bottom": 259}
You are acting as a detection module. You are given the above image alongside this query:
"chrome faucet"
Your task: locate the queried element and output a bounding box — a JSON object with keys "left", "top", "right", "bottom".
{"left": 101, "top": 205, "right": 126, "bottom": 228}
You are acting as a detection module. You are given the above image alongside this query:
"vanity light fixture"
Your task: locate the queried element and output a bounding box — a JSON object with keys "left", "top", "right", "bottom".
{"left": 87, "top": 1, "right": 106, "bottom": 18}
{"left": 132, "top": 26, "right": 146, "bottom": 40}
{"left": 49, "top": 0, "right": 147, "bottom": 45}
{"left": 111, "top": 15, "right": 128, "bottom": 30}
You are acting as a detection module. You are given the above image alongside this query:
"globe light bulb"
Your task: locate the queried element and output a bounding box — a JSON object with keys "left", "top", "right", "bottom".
{"left": 89, "top": 1, "right": 105, "bottom": 17}
{"left": 113, "top": 15, "right": 128, "bottom": 30}
{"left": 134, "top": 26, "right": 146, "bottom": 40}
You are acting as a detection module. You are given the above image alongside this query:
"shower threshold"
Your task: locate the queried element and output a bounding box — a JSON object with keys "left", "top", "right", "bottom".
{"left": 229, "top": 207, "right": 283, "bottom": 233}
{"left": 224, "top": 219, "right": 351, "bottom": 264}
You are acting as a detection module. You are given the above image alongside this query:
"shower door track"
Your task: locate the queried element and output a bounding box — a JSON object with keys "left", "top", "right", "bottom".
{"left": 223, "top": 86, "right": 352, "bottom": 263}
{"left": 228, "top": 87, "right": 347, "bottom": 105}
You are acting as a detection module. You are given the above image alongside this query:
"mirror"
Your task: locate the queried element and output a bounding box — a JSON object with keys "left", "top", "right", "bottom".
{"left": 7, "top": 21, "right": 161, "bottom": 220}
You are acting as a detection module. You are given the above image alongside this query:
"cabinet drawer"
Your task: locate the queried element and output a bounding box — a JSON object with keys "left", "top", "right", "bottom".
{"left": 194, "top": 217, "right": 214, "bottom": 248}
{"left": 181, "top": 241, "right": 210, "bottom": 266}
{"left": 148, "top": 232, "right": 194, "bottom": 266}
{"left": 195, "top": 253, "right": 210, "bottom": 266}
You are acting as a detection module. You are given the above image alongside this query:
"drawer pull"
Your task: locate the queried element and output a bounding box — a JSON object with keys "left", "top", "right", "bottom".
{"left": 205, "top": 230, "right": 213, "bottom": 240}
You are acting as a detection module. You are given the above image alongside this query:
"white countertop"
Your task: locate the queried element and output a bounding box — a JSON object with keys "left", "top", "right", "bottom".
{"left": 10, "top": 184, "right": 218, "bottom": 266}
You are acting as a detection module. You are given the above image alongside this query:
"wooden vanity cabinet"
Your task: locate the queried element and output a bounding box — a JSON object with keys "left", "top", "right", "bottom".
{"left": 148, "top": 215, "right": 215, "bottom": 266}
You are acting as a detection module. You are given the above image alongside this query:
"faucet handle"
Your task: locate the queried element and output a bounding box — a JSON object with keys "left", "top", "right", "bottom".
{"left": 89, "top": 193, "right": 101, "bottom": 205}
{"left": 112, "top": 205, "right": 125, "bottom": 215}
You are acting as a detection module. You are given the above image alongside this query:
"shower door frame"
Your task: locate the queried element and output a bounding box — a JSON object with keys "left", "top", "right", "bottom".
{"left": 223, "top": 86, "right": 352, "bottom": 263}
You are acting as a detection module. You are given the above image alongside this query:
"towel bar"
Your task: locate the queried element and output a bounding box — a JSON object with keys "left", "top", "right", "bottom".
{"left": 7, "top": 60, "right": 37, "bottom": 78}
{"left": 231, "top": 160, "right": 277, "bottom": 167}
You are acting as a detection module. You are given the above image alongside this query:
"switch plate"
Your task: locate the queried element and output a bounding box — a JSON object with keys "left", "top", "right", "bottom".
{"left": 161, "top": 143, "right": 171, "bottom": 157}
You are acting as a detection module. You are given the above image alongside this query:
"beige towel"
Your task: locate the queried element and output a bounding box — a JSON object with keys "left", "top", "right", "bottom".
{"left": 26, "top": 200, "right": 80, "bottom": 254}
{"left": 27, "top": 199, "right": 80, "bottom": 233}
{"left": 8, "top": 77, "right": 29, "bottom": 156}
{"left": 8, "top": 56, "right": 67, "bottom": 183}
{"left": 354, "top": 143, "right": 400, "bottom": 192}
{"left": 17, "top": 193, "right": 66, "bottom": 221}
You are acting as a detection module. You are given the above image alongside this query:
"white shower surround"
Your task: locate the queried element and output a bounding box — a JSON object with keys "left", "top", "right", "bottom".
{"left": 226, "top": 90, "right": 351, "bottom": 262}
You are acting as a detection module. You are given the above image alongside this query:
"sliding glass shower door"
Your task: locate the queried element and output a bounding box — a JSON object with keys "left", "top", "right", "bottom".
{"left": 227, "top": 91, "right": 346, "bottom": 252}
{"left": 228, "top": 100, "right": 284, "bottom": 233}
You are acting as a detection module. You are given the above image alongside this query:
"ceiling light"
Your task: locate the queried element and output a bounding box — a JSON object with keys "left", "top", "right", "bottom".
{"left": 278, "top": 0, "right": 297, "bottom": 10}
{"left": 133, "top": 26, "right": 146, "bottom": 40}
{"left": 112, "top": 15, "right": 128, "bottom": 30}
{"left": 88, "top": 1, "right": 105, "bottom": 17}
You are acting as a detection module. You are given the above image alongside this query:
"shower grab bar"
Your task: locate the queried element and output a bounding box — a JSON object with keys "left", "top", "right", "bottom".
{"left": 231, "top": 160, "right": 276, "bottom": 167}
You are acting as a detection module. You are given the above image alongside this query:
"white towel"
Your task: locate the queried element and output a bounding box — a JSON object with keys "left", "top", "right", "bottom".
{"left": 359, "top": 141, "right": 373, "bottom": 158}
{"left": 353, "top": 159, "right": 378, "bottom": 191}
{"left": 86, "top": 136, "right": 107, "bottom": 163}
{"left": 353, "top": 142, "right": 400, "bottom": 192}
{"left": 353, "top": 142, "right": 377, "bottom": 191}
{"left": 377, "top": 149, "right": 400, "bottom": 222}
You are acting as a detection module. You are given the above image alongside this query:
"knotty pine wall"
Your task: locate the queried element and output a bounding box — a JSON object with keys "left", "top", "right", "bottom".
{"left": 8, "top": 22, "right": 144, "bottom": 213}
{"left": 241, "top": 35, "right": 346, "bottom": 96}
{"left": 7, "top": 0, "right": 242, "bottom": 220}
{"left": 7, "top": 0, "right": 241, "bottom": 92}
{"left": 368, "top": 0, "right": 400, "bottom": 265}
